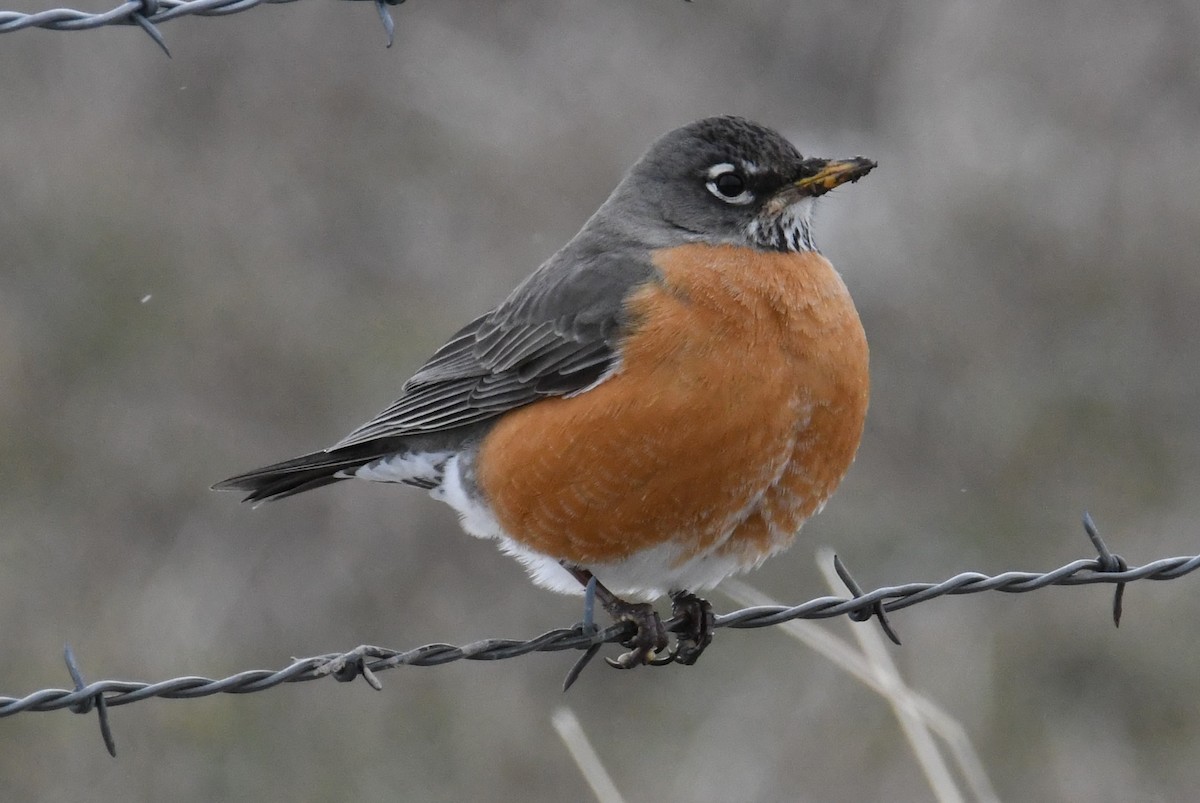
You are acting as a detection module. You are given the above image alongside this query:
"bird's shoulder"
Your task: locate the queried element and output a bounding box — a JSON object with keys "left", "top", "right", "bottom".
{"left": 332, "top": 242, "right": 660, "bottom": 449}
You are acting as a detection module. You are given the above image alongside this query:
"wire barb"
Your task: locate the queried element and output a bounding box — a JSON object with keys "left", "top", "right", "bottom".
{"left": 562, "top": 575, "right": 605, "bottom": 691}
{"left": 1082, "top": 512, "right": 1128, "bottom": 627}
{"left": 561, "top": 624, "right": 605, "bottom": 693}
{"left": 834, "top": 553, "right": 901, "bottom": 645}
{"left": 2, "top": 548, "right": 1197, "bottom": 734}
{"left": 62, "top": 645, "right": 117, "bottom": 757}
{"left": 374, "top": 0, "right": 395, "bottom": 48}
{"left": 318, "top": 645, "right": 387, "bottom": 689}
{"left": 125, "top": 0, "right": 170, "bottom": 56}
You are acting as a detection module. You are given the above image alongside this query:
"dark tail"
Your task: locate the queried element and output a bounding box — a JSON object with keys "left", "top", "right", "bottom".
{"left": 212, "top": 441, "right": 405, "bottom": 504}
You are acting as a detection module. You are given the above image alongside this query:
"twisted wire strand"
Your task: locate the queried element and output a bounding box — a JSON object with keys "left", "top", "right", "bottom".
{"left": 0, "top": 0, "right": 294, "bottom": 32}
{"left": 2, "top": 551, "right": 1196, "bottom": 720}
{"left": 0, "top": 0, "right": 405, "bottom": 51}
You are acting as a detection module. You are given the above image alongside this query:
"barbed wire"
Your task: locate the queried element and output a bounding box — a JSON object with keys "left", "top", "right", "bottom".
{"left": 1, "top": 515, "right": 1197, "bottom": 756}
{"left": 0, "top": 0, "right": 407, "bottom": 53}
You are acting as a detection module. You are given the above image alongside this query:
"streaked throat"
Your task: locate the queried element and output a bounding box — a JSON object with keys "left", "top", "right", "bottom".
{"left": 746, "top": 197, "right": 818, "bottom": 253}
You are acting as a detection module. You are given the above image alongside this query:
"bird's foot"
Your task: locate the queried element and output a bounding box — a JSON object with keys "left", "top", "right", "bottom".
{"left": 664, "top": 590, "right": 715, "bottom": 666}
{"left": 602, "top": 597, "right": 669, "bottom": 669}
{"left": 565, "top": 567, "right": 714, "bottom": 670}
{"left": 565, "top": 566, "right": 671, "bottom": 669}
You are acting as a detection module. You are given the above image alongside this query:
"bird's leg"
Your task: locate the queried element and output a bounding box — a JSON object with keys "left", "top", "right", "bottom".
{"left": 566, "top": 567, "right": 668, "bottom": 669}
{"left": 666, "top": 590, "right": 715, "bottom": 666}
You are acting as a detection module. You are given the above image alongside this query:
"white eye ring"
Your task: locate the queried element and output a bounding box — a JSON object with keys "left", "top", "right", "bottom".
{"left": 705, "top": 163, "right": 755, "bottom": 205}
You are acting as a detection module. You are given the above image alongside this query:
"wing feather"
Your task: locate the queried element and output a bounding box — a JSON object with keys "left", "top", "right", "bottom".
{"left": 332, "top": 247, "right": 658, "bottom": 451}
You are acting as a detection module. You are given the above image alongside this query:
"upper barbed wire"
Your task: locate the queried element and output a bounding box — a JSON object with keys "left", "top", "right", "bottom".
{"left": 0, "top": 0, "right": 406, "bottom": 52}
{"left": 1, "top": 0, "right": 294, "bottom": 32}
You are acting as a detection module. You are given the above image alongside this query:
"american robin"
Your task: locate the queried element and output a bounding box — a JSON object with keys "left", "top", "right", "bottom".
{"left": 215, "top": 116, "right": 874, "bottom": 669}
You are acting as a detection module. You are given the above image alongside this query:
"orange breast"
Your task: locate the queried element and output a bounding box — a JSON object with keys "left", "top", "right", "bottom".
{"left": 475, "top": 243, "right": 869, "bottom": 568}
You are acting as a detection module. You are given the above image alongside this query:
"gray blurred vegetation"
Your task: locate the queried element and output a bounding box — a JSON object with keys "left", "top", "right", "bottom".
{"left": 2, "top": 0, "right": 1200, "bottom": 800}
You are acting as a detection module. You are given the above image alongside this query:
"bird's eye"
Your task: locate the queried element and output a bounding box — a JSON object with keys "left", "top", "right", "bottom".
{"left": 705, "top": 164, "right": 754, "bottom": 205}
{"left": 715, "top": 172, "right": 745, "bottom": 196}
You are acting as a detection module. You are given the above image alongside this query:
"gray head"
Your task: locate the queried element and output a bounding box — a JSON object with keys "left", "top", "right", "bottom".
{"left": 595, "top": 116, "right": 875, "bottom": 253}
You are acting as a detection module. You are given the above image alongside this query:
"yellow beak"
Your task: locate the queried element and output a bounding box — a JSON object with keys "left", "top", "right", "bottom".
{"left": 793, "top": 156, "right": 877, "bottom": 197}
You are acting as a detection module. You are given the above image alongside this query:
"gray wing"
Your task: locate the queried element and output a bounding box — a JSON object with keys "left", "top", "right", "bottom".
{"left": 332, "top": 247, "right": 658, "bottom": 449}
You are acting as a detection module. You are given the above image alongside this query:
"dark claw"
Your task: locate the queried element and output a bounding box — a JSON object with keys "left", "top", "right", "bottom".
{"left": 604, "top": 600, "right": 668, "bottom": 668}
{"left": 667, "top": 591, "right": 715, "bottom": 665}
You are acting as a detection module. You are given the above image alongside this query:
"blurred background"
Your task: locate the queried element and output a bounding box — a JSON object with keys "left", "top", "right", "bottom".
{"left": 2, "top": 0, "right": 1199, "bottom": 800}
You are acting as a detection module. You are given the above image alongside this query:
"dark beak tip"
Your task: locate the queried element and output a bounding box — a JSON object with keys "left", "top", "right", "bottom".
{"left": 847, "top": 158, "right": 878, "bottom": 183}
